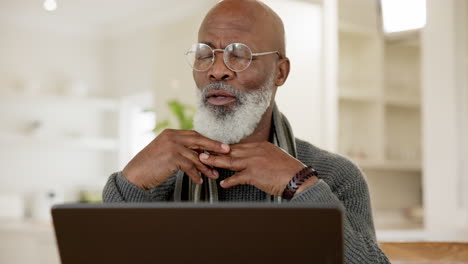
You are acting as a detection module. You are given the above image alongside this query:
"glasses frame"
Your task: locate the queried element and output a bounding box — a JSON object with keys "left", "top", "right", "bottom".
{"left": 185, "top": 43, "right": 280, "bottom": 72}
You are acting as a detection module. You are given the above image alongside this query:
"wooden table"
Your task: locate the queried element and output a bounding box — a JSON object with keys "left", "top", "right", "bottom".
{"left": 380, "top": 242, "right": 468, "bottom": 263}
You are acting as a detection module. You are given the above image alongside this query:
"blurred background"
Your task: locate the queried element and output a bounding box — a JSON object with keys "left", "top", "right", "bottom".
{"left": 0, "top": 0, "right": 467, "bottom": 263}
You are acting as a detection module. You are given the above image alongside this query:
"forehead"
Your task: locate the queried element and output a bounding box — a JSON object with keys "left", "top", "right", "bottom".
{"left": 198, "top": 17, "right": 266, "bottom": 50}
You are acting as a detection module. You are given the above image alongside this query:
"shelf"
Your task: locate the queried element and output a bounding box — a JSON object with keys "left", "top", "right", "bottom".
{"left": 377, "top": 229, "right": 468, "bottom": 243}
{"left": 339, "top": 88, "right": 379, "bottom": 102}
{"left": 353, "top": 159, "right": 421, "bottom": 171}
{"left": 338, "top": 102, "right": 381, "bottom": 160}
{"left": 374, "top": 209, "right": 423, "bottom": 230}
{"left": 385, "top": 96, "right": 420, "bottom": 108}
{"left": 338, "top": 90, "right": 421, "bottom": 108}
{"left": 339, "top": 30, "right": 382, "bottom": 96}
{"left": 0, "top": 94, "right": 120, "bottom": 111}
{"left": 338, "top": 0, "right": 425, "bottom": 233}
{"left": 339, "top": 21, "right": 378, "bottom": 36}
{"left": 0, "top": 133, "right": 119, "bottom": 151}
{"left": 384, "top": 30, "right": 420, "bottom": 47}
{"left": 0, "top": 219, "right": 53, "bottom": 233}
{"left": 385, "top": 107, "right": 421, "bottom": 163}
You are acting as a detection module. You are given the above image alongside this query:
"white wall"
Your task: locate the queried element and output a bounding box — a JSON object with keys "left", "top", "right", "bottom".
{"left": 422, "top": 0, "right": 468, "bottom": 231}
{"left": 0, "top": 26, "right": 104, "bottom": 96}
{"left": 264, "top": 0, "right": 324, "bottom": 147}
{"left": 102, "top": 28, "right": 157, "bottom": 98}
{"left": 462, "top": 0, "right": 468, "bottom": 213}
{"left": 0, "top": 25, "right": 114, "bottom": 199}
{"left": 102, "top": 1, "right": 217, "bottom": 123}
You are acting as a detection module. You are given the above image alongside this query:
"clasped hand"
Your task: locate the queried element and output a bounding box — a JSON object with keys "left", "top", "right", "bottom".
{"left": 199, "top": 141, "right": 306, "bottom": 196}
{"left": 123, "top": 129, "right": 310, "bottom": 197}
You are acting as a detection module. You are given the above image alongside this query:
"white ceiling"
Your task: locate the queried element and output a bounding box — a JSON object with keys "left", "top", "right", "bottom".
{"left": 0, "top": 0, "right": 217, "bottom": 34}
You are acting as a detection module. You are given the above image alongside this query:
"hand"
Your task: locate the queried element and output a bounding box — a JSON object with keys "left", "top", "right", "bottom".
{"left": 122, "top": 129, "right": 230, "bottom": 190}
{"left": 199, "top": 141, "right": 314, "bottom": 196}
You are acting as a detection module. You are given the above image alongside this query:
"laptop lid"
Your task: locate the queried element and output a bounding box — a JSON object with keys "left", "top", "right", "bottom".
{"left": 52, "top": 203, "right": 343, "bottom": 264}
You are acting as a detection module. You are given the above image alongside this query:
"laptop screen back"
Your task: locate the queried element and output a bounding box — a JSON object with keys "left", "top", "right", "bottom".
{"left": 52, "top": 203, "right": 343, "bottom": 264}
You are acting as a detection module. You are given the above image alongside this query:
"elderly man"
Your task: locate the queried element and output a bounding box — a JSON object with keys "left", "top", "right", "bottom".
{"left": 103, "top": 0, "right": 390, "bottom": 263}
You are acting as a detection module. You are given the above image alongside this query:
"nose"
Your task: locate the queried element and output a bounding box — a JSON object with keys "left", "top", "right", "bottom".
{"left": 208, "top": 52, "right": 234, "bottom": 82}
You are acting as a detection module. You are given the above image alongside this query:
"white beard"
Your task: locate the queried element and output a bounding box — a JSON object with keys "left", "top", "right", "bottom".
{"left": 193, "top": 74, "right": 274, "bottom": 144}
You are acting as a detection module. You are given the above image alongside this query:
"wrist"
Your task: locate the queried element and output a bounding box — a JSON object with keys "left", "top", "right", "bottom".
{"left": 122, "top": 169, "right": 147, "bottom": 190}
{"left": 293, "top": 176, "right": 319, "bottom": 197}
{"left": 281, "top": 166, "right": 318, "bottom": 200}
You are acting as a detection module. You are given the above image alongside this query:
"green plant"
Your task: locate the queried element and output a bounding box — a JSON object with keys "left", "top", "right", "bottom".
{"left": 147, "top": 100, "right": 196, "bottom": 133}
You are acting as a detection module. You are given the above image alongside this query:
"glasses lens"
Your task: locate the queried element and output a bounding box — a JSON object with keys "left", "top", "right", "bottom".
{"left": 225, "top": 43, "right": 252, "bottom": 72}
{"left": 185, "top": 44, "right": 213, "bottom": 71}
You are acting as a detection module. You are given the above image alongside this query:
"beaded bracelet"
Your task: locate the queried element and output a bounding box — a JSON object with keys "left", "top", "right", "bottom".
{"left": 282, "top": 166, "right": 318, "bottom": 200}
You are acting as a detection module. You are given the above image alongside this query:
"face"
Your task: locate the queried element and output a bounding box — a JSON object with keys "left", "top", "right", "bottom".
{"left": 192, "top": 2, "right": 290, "bottom": 144}
{"left": 193, "top": 13, "right": 279, "bottom": 107}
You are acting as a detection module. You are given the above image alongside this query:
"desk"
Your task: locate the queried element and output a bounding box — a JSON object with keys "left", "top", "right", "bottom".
{"left": 380, "top": 242, "right": 468, "bottom": 264}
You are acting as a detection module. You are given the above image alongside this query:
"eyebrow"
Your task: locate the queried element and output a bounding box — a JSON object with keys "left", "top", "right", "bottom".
{"left": 201, "top": 41, "right": 215, "bottom": 48}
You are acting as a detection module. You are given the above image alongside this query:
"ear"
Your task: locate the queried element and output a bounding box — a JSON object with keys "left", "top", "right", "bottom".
{"left": 275, "top": 58, "right": 290, "bottom": 87}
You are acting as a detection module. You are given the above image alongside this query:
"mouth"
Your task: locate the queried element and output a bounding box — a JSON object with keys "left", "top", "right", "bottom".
{"left": 205, "top": 89, "right": 237, "bottom": 106}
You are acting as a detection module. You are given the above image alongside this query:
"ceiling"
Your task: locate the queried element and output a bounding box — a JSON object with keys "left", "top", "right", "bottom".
{"left": 0, "top": 0, "right": 217, "bottom": 34}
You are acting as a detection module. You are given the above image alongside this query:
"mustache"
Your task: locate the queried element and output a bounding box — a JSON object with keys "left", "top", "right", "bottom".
{"left": 201, "top": 82, "right": 244, "bottom": 99}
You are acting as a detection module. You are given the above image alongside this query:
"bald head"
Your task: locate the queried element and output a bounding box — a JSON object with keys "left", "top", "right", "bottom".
{"left": 199, "top": 0, "right": 286, "bottom": 56}
{"left": 192, "top": 0, "right": 291, "bottom": 144}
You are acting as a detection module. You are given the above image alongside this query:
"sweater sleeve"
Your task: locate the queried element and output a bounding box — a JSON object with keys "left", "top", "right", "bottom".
{"left": 102, "top": 171, "right": 176, "bottom": 202}
{"left": 290, "top": 166, "right": 390, "bottom": 263}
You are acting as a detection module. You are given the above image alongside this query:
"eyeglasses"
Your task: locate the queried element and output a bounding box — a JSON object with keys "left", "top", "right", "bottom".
{"left": 185, "top": 43, "right": 280, "bottom": 72}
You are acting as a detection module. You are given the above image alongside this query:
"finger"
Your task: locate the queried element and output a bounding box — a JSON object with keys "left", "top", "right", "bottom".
{"left": 177, "top": 131, "right": 230, "bottom": 154}
{"left": 220, "top": 172, "right": 249, "bottom": 188}
{"left": 179, "top": 147, "right": 219, "bottom": 180}
{"left": 229, "top": 142, "right": 261, "bottom": 150}
{"left": 199, "top": 152, "right": 245, "bottom": 171}
{"left": 178, "top": 156, "right": 203, "bottom": 184}
{"left": 228, "top": 142, "right": 264, "bottom": 157}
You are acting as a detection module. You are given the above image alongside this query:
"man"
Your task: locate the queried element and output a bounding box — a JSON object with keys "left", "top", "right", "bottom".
{"left": 103, "top": 0, "right": 390, "bottom": 263}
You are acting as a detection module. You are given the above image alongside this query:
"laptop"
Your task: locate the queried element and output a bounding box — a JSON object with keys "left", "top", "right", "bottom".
{"left": 52, "top": 203, "right": 343, "bottom": 264}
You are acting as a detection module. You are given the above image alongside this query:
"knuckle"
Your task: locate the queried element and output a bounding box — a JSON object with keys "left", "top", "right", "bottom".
{"left": 161, "top": 129, "right": 176, "bottom": 140}
{"left": 167, "top": 165, "right": 178, "bottom": 175}
{"left": 162, "top": 128, "right": 173, "bottom": 135}
{"left": 187, "top": 172, "right": 198, "bottom": 181}
{"left": 249, "top": 142, "right": 261, "bottom": 148}
{"left": 166, "top": 150, "right": 178, "bottom": 161}
{"left": 205, "top": 154, "right": 215, "bottom": 164}
{"left": 180, "top": 162, "right": 198, "bottom": 178}
{"left": 188, "top": 169, "right": 199, "bottom": 178}
{"left": 167, "top": 138, "right": 178, "bottom": 146}
{"left": 192, "top": 132, "right": 204, "bottom": 140}
{"left": 198, "top": 165, "right": 209, "bottom": 174}
{"left": 185, "top": 163, "right": 196, "bottom": 171}
{"left": 229, "top": 157, "right": 235, "bottom": 167}
{"left": 230, "top": 146, "right": 240, "bottom": 154}
{"left": 247, "top": 176, "right": 257, "bottom": 186}
{"left": 211, "top": 155, "right": 217, "bottom": 162}
{"left": 258, "top": 148, "right": 268, "bottom": 157}
{"left": 194, "top": 162, "right": 208, "bottom": 173}
{"left": 244, "top": 177, "right": 252, "bottom": 185}
{"left": 259, "top": 142, "right": 269, "bottom": 150}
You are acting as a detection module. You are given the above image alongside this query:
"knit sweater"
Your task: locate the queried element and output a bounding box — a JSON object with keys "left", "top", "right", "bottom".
{"left": 103, "top": 138, "right": 390, "bottom": 263}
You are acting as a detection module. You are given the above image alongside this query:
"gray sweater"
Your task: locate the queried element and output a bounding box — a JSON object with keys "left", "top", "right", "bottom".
{"left": 103, "top": 138, "right": 390, "bottom": 263}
